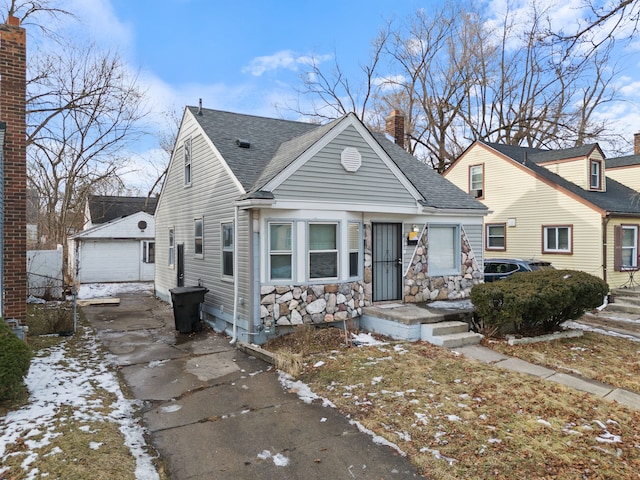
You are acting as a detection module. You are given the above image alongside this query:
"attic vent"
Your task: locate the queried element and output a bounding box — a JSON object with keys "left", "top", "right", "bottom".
{"left": 341, "top": 147, "right": 362, "bottom": 172}
{"left": 236, "top": 138, "right": 250, "bottom": 148}
{"left": 138, "top": 220, "right": 147, "bottom": 230}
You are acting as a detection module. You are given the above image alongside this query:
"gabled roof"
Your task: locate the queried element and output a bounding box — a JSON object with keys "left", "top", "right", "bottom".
{"left": 88, "top": 195, "right": 158, "bottom": 225}
{"left": 188, "top": 107, "right": 487, "bottom": 212}
{"left": 481, "top": 141, "right": 640, "bottom": 215}
{"left": 606, "top": 154, "right": 640, "bottom": 169}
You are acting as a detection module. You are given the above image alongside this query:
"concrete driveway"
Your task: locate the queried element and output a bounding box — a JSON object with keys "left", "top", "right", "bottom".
{"left": 83, "top": 291, "right": 420, "bottom": 479}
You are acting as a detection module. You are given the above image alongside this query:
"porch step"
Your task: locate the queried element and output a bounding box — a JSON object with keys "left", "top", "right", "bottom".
{"left": 605, "top": 303, "right": 640, "bottom": 315}
{"left": 421, "top": 321, "right": 483, "bottom": 348}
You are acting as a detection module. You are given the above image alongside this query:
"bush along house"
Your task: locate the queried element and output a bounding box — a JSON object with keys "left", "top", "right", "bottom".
{"left": 154, "top": 106, "right": 488, "bottom": 344}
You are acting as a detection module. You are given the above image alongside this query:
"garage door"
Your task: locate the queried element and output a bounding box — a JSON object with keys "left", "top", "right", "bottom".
{"left": 78, "top": 240, "right": 140, "bottom": 283}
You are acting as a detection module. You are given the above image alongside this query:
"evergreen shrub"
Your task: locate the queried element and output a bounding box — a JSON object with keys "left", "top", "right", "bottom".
{"left": 470, "top": 269, "right": 609, "bottom": 337}
{"left": 0, "top": 319, "right": 32, "bottom": 401}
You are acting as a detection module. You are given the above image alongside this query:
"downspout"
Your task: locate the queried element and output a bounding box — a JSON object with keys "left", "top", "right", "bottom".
{"left": 230, "top": 204, "right": 239, "bottom": 344}
{"left": 602, "top": 215, "right": 610, "bottom": 285}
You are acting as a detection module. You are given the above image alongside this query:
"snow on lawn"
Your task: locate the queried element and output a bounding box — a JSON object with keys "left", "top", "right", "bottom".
{"left": 77, "top": 282, "right": 153, "bottom": 300}
{"left": 0, "top": 325, "right": 160, "bottom": 480}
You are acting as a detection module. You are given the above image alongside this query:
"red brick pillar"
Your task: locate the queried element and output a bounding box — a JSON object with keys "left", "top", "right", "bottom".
{"left": 1, "top": 16, "right": 27, "bottom": 322}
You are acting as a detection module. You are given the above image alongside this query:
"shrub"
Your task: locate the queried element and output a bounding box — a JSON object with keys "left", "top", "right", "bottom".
{"left": 471, "top": 269, "right": 608, "bottom": 337}
{"left": 0, "top": 319, "right": 32, "bottom": 401}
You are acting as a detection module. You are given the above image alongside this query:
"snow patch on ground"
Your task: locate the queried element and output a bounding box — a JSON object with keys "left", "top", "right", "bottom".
{"left": 77, "top": 282, "right": 153, "bottom": 299}
{"left": 0, "top": 326, "right": 160, "bottom": 479}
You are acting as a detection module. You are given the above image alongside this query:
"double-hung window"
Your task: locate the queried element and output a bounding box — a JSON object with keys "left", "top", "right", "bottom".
{"left": 469, "top": 164, "right": 483, "bottom": 198}
{"left": 222, "top": 222, "right": 234, "bottom": 277}
{"left": 142, "top": 241, "right": 155, "bottom": 263}
{"left": 428, "top": 225, "right": 460, "bottom": 275}
{"left": 590, "top": 160, "right": 601, "bottom": 190}
{"left": 543, "top": 225, "right": 571, "bottom": 253}
{"left": 269, "top": 222, "right": 292, "bottom": 280}
{"left": 615, "top": 224, "right": 639, "bottom": 270}
{"left": 486, "top": 224, "right": 506, "bottom": 250}
{"left": 194, "top": 218, "right": 203, "bottom": 257}
{"left": 309, "top": 223, "right": 338, "bottom": 279}
{"left": 184, "top": 137, "right": 192, "bottom": 186}
{"left": 168, "top": 228, "right": 175, "bottom": 267}
{"left": 348, "top": 222, "right": 360, "bottom": 277}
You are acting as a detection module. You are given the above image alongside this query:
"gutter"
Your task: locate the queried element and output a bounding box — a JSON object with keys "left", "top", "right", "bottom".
{"left": 602, "top": 215, "right": 610, "bottom": 285}
{"left": 229, "top": 204, "right": 239, "bottom": 344}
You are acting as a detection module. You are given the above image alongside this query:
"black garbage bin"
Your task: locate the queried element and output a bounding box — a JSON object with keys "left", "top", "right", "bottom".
{"left": 169, "top": 286, "right": 209, "bottom": 333}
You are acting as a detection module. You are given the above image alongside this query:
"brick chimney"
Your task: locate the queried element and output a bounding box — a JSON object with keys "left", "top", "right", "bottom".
{"left": 385, "top": 110, "right": 405, "bottom": 149}
{"left": 1, "top": 16, "right": 27, "bottom": 323}
{"left": 635, "top": 131, "right": 640, "bottom": 155}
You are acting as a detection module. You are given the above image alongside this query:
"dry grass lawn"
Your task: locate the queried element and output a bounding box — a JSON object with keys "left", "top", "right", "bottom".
{"left": 484, "top": 332, "right": 640, "bottom": 393}
{"left": 266, "top": 327, "right": 640, "bottom": 479}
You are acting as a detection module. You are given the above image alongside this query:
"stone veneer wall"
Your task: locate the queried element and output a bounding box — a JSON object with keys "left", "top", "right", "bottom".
{"left": 259, "top": 223, "right": 482, "bottom": 327}
{"left": 260, "top": 282, "right": 368, "bottom": 326}
{"left": 404, "top": 226, "right": 482, "bottom": 302}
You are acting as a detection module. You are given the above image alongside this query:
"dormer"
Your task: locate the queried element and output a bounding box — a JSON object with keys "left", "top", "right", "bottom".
{"left": 530, "top": 144, "right": 605, "bottom": 192}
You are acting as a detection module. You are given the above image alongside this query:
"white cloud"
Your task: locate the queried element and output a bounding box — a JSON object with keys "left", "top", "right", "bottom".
{"left": 242, "top": 50, "right": 332, "bottom": 76}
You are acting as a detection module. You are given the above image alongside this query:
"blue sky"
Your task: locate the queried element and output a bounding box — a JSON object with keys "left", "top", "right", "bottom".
{"left": 30, "top": 0, "right": 640, "bottom": 190}
{"left": 76, "top": 0, "right": 428, "bottom": 119}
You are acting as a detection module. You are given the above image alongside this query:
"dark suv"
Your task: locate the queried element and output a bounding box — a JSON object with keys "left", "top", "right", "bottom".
{"left": 483, "top": 258, "right": 554, "bottom": 282}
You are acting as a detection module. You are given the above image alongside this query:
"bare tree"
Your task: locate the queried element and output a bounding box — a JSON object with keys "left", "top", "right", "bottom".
{"left": 292, "top": 0, "right": 627, "bottom": 172}
{"left": 27, "top": 42, "right": 148, "bottom": 248}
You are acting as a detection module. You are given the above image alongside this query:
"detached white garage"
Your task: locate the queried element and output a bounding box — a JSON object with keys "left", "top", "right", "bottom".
{"left": 68, "top": 211, "right": 155, "bottom": 283}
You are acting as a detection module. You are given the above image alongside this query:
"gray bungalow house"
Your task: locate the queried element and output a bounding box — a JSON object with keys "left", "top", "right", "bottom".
{"left": 154, "top": 107, "right": 487, "bottom": 344}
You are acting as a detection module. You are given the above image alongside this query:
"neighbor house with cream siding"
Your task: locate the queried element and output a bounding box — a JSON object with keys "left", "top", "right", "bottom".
{"left": 154, "top": 107, "right": 487, "bottom": 344}
{"left": 606, "top": 154, "right": 640, "bottom": 192}
{"left": 444, "top": 141, "right": 640, "bottom": 287}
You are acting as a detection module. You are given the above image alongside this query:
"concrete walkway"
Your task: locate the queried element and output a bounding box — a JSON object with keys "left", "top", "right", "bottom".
{"left": 83, "top": 292, "right": 420, "bottom": 480}
{"left": 453, "top": 341, "right": 640, "bottom": 411}
{"left": 83, "top": 292, "right": 640, "bottom": 479}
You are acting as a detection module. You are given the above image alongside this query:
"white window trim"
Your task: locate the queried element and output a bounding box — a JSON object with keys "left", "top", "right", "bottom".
{"left": 348, "top": 222, "right": 362, "bottom": 278}
{"left": 469, "top": 164, "right": 483, "bottom": 191}
{"left": 621, "top": 225, "right": 638, "bottom": 269}
{"left": 427, "top": 224, "right": 461, "bottom": 276}
{"left": 184, "top": 137, "right": 192, "bottom": 187}
{"left": 486, "top": 223, "right": 506, "bottom": 251}
{"left": 221, "top": 221, "right": 234, "bottom": 279}
{"left": 194, "top": 217, "right": 204, "bottom": 258}
{"left": 142, "top": 240, "right": 155, "bottom": 264}
{"left": 168, "top": 227, "right": 175, "bottom": 268}
{"left": 268, "top": 221, "right": 293, "bottom": 282}
{"left": 543, "top": 225, "right": 572, "bottom": 253}
{"left": 308, "top": 221, "right": 339, "bottom": 281}
{"left": 590, "top": 160, "right": 601, "bottom": 189}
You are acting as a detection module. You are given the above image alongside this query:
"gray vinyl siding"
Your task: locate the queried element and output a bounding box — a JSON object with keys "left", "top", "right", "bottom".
{"left": 274, "top": 126, "right": 417, "bottom": 206}
{"left": 463, "top": 223, "right": 483, "bottom": 265}
{"left": 155, "top": 112, "right": 250, "bottom": 318}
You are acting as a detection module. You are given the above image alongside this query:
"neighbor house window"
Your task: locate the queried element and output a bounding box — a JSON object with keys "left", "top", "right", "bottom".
{"left": 309, "top": 223, "right": 338, "bottom": 279}
{"left": 222, "top": 222, "right": 234, "bottom": 277}
{"left": 486, "top": 224, "right": 506, "bottom": 250}
{"left": 184, "top": 137, "right": 192, "bottom": 186}
{"left": 615, "top": 224, "right": 639, "bottom": 270}
{"left": 269, "top": 222, "right": 292, "bottom": 280}
{"left": 168, "top": 228, "right": 175, "bottom": 266}
{"left": 469, "top": 164, "right": 483, "bottom": 198}
{"left": 142, "top": 241, "right": 155, "bottom": 263}
{"left": 428, "top": 225, "right": 460, "bottom": 275}
{"left": 543, "top": 225, "right": 572, "bottom": 253}
{"left": 348, "top": 222, "right": 360, "bottom": 277}
{"left": 590, "top": 160, "right": 601, "bottom": 189}
{"left": 194, "top": 218, "right": 203, "bottom": 256}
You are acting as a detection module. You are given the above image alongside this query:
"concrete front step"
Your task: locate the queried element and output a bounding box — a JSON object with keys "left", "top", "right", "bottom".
{"left": 424, "top": 331, "right": 483, "bottom": 348}
{"left": 611, "top": 287, "right": 640, "bottom": 299}
{"left": 420, "top": 320, "right": 483, "bottom": 348}
{"left": 605, "top": 303, "right": 640, "bottom": 315}
{"left": 421, "top": 321, "right": 469, "bottom": 337}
